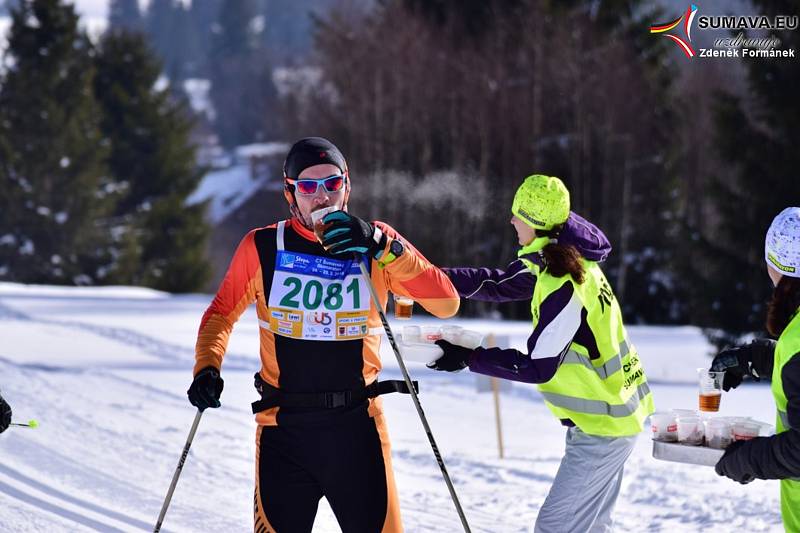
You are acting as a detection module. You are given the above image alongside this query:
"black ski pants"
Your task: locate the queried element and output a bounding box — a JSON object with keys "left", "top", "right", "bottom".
{"left": 254, "top": 404, "right": 402, "bottom": 532}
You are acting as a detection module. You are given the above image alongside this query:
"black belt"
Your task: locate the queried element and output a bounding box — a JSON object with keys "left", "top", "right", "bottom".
{"left": 251, "top": 373, "right": 418, "bottom": 414}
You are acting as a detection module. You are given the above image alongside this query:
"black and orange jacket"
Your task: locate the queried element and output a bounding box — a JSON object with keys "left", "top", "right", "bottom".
{"left": 195, "top": 217, "right": 460, "bottom": 426}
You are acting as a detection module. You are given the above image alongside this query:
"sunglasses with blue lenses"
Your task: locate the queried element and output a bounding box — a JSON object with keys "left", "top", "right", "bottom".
{"left": 288, "top": 175, "right": 346, "bottom": 195}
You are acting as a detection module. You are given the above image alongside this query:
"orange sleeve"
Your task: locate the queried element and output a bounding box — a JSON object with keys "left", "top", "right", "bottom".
{"left": 373, "top": 221, "right": 460, "bottom": 319}
{"left": 194, "top": 230, "right": 261, "bottom": 375}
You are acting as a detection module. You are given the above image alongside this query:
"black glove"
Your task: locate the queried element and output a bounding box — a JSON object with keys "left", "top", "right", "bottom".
{"left": 428, "top": 340, "right": 474, "bottom": 372}
{"left": 321, "top": 211, "right": 385, "bottom": 257}
{"left": 187, "top": 366, "right": 224, "bottom": 411}
{"left": 715, "top": 439, "right": 756, "bottom": 484}
{"left": 0, "top": 394, "right": 11, "bottom": 434}
{"left": 710, "top": 339, "right": 774, "bottom": 391}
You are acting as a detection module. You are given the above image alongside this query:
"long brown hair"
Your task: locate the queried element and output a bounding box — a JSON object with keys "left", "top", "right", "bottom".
{"left": 767, "top": 275, "right": 800, "bottom": 337}
{"left": 539, "top": 225, "right": 585, "bottom": 283}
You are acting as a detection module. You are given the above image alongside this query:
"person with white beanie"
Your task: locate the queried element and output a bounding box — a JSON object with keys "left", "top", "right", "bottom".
{"left": 711, "top": 206, "right": 800, "bottom": 532}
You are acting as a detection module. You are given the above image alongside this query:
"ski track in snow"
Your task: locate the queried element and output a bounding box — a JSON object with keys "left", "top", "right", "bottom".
{"left": 0, "top": 287, "right": 787, "bottom": 532}
{"left": 0, "top": 360, "right": 250, "bottom": 532}
{"left": 0, "top": 297, "right": 253, "bottom": 371}
{"left": 0, "top": 462, "right": 151, "bottom": 530}
{"left": 0, "top": 478, "right": 116, "bottom": 532}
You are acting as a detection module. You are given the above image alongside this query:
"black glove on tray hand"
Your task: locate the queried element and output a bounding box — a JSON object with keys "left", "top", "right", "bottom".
{"left": 710, "top": 343, "right": 761, "bottom": 391}
{"left": 187, "top": 366, "right": 224, "bottom": 411}
{"left": 715, "top": 439, "right": 756, "bottom": 484}
{"left": 321, "top": 211, "right": 384, "bottom": 257}
{"left": 0, "top": 394, "right": 11, "bottom": 433}
{"left": 428, "top": 340, "right": 473, "bottom": 372}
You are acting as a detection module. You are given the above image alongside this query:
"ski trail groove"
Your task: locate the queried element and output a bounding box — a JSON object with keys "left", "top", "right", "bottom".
{"left": 0, "top": 477, "right": 125, "bottom": 532}
{"left": 0, "top": 297, "right": 253, "bottom": 369}
{"left": 0, "top": 462, "right": 152, "bottom": 530}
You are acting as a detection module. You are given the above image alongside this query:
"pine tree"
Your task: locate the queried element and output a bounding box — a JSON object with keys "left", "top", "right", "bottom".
{"left": 94, "top": 30, "right": 211, "bottom": 292}
{"left": 108, "top": 0, "right": 142, "bottom": 32}
{"left": 209, "top": 0, "right": 278, "bottom": 147}
{"left": 687, "top": 0, "right": 800, "bottom": 347}
{"left": 0, "top": 0, "right": 113, "bottom": 284}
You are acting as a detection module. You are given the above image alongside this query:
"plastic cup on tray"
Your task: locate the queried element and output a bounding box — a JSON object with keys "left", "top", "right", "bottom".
{"left": 676, "top": 415, "right": 704, "bottom": 446}
{"left": 651, "top": 411, "right": 678, "bottom": 442}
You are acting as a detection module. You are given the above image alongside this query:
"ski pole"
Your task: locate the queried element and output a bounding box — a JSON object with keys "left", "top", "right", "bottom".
{"left": 357, "top": 257, "right": 472, "bottom": 533}
{"left": 154, "top": 409, "right": 203, "bottom": 533}
{"left": 10, "top": 419, "right": 38, "bottom": 428}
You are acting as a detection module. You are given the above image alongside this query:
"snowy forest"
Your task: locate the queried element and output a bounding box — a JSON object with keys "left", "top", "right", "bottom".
{"left": 0, "top": 0, "right": 799, "bottom": 347}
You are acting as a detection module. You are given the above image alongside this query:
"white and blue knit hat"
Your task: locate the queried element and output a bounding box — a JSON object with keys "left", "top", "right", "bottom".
{"left": 765, "top": 207, "right": 800, "bottom": 278}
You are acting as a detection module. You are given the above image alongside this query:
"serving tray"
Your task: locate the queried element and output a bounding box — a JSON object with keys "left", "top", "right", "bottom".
{"left": 652, "top": 440, "right": 725, "bottom": 467}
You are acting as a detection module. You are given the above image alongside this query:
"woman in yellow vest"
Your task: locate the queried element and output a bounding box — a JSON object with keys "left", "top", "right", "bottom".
{"left": 711, "top": 207, "right": 800, "bottom": 532}
{"left": 430, "top": 174, "right": 655, "bottom": 532}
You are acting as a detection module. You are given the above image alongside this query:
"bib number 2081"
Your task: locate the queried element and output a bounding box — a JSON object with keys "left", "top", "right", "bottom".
{"left": 279, "top": 276, "right": 361, "bottom": 311}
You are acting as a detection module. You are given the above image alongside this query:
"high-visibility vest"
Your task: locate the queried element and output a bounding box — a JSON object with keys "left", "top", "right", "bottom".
{"left": 519, "top": 256, "right": 655, "bottom": 437}
{"left": 770, "top": 309, "right": 800, "bottom": 532}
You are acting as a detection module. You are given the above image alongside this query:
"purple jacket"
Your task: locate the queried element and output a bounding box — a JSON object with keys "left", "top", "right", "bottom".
{"left": 443, "top": 212, "right": 612, "bottom": 387}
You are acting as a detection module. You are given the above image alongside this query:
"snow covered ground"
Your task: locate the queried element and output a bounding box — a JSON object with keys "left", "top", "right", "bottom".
{"left": 0, "top": 282, "right": 785, "bottom": 532}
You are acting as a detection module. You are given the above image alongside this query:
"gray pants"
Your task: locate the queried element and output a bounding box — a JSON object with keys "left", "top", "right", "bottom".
{"left": 534, "top": 427, "right": 638, "bottom": 533}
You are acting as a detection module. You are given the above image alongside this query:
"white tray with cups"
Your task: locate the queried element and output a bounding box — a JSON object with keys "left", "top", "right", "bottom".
{"left": 395, "top": 325, "right": 484, "bottom": 364}
{"left": 651, "top": 409, "right": 774, "bottom": 466}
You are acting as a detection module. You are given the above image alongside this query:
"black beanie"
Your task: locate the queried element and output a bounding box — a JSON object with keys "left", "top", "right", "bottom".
{"left": 283, "top": 137, "right": 347, "bottom": 179}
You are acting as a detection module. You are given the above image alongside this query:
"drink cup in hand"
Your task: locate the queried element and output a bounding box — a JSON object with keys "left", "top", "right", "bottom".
{"left": 310, "top": 206, "right": 340, "bottom": 244}
{"left": 698, "top": 368, "right": 724, "bottom": 412}
{"left": 394, "top": 295, "right": 414, "bottom": 320}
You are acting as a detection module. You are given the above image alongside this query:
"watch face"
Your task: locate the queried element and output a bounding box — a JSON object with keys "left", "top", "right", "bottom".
{"left": 390, "top": 239, "right": 404, "bottom": 256}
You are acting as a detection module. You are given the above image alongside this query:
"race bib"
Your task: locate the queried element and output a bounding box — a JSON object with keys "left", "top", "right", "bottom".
{"left": 267, "top": 251, "right": 371, "bottom": 340}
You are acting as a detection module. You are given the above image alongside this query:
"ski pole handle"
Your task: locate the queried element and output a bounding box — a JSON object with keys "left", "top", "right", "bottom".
{"left": 10, "top": 419, "right": 38, "bottom": 428}
{"left": 154, "top": 409, "right": 203, "bottom": 533}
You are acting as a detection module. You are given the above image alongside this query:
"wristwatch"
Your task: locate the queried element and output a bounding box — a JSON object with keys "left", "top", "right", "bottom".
{"left": 378, "top": 238, "right": 404, "bottom": 268}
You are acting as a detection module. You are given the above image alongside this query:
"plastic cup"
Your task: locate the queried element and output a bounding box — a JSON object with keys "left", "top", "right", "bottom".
{"left": 676, "top": 415, "right": 704, "bottom": 446}
{"left": 394, "top": 295, "right": 414, "bottom": 320}
{"left": 397, "top": 341, "right": 444, "bottom": 364}
{"left": 402, "top": 325, "right": 421, "bottom": 343}
{"left": 733, "top": 421, "right": 760, "bottom": 442}
{"left": 310, "top": 206, "right": 340, "bottom": 243}
{"left": 751, "top": 420, "right": 776, "bottom": 437}
{"left": 420, "top": 326, "right": 442, "bottom": 343}
{"left": 441, "top": 325, "right": 463, "bottom": 343}
{"left": 458, "top": 330, "right": 484, "bottom": 349}
{"left": 650, "top": 411, "right": 678, "bottom": 442}
{"left": 706, "top": 419, "right": 733, "bottom": 449}
{"left": 698, "top": 368, "right": 725, "bottom": 412}
{"left": 718, "top": 417, "right": 746, "bottom": 440}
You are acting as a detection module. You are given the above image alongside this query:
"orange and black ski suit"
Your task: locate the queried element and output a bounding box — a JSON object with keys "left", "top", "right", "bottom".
{"left": 194, "top": 217, "right": 459, "bottom": 533}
